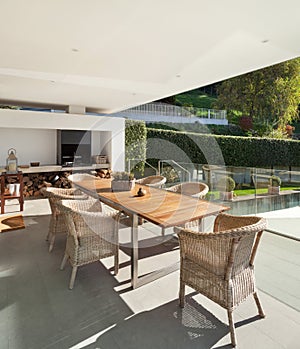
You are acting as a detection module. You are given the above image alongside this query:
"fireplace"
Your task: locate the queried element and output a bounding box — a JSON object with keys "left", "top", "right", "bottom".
{"left": 57, "top": 130, "right": 91, "bottom": 166}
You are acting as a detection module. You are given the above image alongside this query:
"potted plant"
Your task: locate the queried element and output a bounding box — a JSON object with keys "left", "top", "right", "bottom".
{"left": 111, "top": 171, "right": 135, "bottom": 192}
{"left": 268, "top": 175, "right": 281, "bottom": 195}
{"left": 216, "top": 175, "right": 236, "bottom": 201}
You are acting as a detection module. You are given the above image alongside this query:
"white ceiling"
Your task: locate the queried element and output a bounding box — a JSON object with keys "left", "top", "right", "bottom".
{"left": 0, "top": 0, "right": 300, "bottom": 114}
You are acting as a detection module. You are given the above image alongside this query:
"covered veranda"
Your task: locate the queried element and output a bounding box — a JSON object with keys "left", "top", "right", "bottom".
{"left": 0, "top": 1, "right": 300, "bottom": 348}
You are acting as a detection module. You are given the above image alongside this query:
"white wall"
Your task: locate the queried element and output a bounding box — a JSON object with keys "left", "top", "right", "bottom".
{"left": 0, "top": 109, "right": 125, "bottom": 171}
{"left": 0, "top": 128, "right": 56, "bottom": 166}
{"left": 91, "top": 131, "right": 112, "bottom": 163}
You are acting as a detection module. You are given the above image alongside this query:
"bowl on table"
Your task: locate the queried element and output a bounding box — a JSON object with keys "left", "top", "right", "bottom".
{"left": 30, "top": 162, "right": 40, "bottom": 167}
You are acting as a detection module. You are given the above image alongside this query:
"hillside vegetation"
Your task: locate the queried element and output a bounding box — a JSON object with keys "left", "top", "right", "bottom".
{"left": 174, "top": 89, "right": 217, "bottom": 109}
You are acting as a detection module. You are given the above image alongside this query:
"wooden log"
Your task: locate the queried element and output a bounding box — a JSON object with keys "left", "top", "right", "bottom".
{"left": 23, "top": 176, "right": 30, "bottom": 183}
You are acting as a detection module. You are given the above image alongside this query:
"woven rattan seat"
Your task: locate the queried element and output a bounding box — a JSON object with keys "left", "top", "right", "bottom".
{"left": 135, "top": 175, "right": 166, "bottom": 188}
{"left": 175, "top": 213, "right": 267, "bottom": 347}
{"left": 167, "top": 181, "right": 209, "bottom": 198}
{"left": 58, "top": 198, "right": 120, "bottom": 289}
{"left": 41, "top": 187, "right": 88, "bottom": 252}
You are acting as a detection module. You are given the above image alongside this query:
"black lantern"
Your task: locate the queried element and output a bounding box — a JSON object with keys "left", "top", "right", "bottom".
{"left": 6, "top": 148, "right": 18, "bottom": 173}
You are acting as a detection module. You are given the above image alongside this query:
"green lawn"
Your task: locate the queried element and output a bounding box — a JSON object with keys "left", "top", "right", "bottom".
{"left": 175, "top": 91, "right": 217, "bottom": 109}
{"left": 207, "top": 186, "right": 300, "bottom": 199}
{"left": 234, "top": 186, "right": 300, "bottom": 196}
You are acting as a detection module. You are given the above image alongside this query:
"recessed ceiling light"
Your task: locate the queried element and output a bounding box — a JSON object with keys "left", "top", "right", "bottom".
{"left": 261, "top": 39, "right": 269, "bottom": 44}
{"left": 71, "top": 48, "right": 79, "bottom": 52}
{"left": 132, "top": 93, "right": 136, "bottom": 96}
{"left": 176, "top": 74, "right": 181, "bottom": 78}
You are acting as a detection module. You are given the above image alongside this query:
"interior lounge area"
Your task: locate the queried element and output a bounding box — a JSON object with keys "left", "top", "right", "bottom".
{"left": 0, "top": 108, "right": 125, "bottom": 172}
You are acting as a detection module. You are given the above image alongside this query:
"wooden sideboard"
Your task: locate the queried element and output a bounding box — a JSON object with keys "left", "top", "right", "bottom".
{"left": 0, "top": 171, "right": 24, "bottom": 214}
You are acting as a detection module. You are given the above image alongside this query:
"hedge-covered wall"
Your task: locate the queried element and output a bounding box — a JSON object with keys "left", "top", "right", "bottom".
{"left": 125, "top": 119, "right": 147, "bottom": 172}
{"left": 146, "top": 128, "right": 300, "bottom": 167}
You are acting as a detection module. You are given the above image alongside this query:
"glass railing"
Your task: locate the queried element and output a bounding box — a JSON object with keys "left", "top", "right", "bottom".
{"left": 132, "top": 162, "right": 300, "bottom": 216}
{"left": 256, "top": 230, "right": 300, "bottom": 311}
{"left": 130, "top": 160, "right": 300, "bottom": 311}
{"left": 178, "top": 164, "right": 299, "bottom": 213}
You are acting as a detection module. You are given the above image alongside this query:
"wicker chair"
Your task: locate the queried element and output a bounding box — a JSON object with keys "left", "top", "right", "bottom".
{"left": 175, "top": 213, "right": 267, "bottom": 347}
{"left": 41, "top": 187, "right": 88, "bottom": 252}
{"left": 69, "top": 171, "right": 128, "bottom": 218}
{"left": 58, "top": 198, "right": 120, "bottom": 289}
{"left": 167, "top": 181, "right": 209, "bottom": 198}
{"left": 68, "top": 173, "right": 100, "bottom": 185}
{"left": 135, "top": 175, "right": 166, "bottom": 188}
{"left": 167, "top": 181, "right": 209, "bottom": 232}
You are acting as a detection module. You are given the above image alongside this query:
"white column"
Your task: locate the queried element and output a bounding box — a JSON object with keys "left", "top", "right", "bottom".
{"left": 67, "top": 105, "right": 86, "bottom": 114}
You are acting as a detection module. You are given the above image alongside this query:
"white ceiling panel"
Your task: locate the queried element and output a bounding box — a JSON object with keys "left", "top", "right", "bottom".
{"left": 0, "top": 0, "right": 299, "bottom": 113}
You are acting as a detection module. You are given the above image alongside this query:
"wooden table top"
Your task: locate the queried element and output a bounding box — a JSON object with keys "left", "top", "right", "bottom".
{"left": 75, "top": 178, "right": 229, "bottom": 228}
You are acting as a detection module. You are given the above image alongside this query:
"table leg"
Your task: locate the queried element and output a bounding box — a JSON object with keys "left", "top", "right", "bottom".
{"left": 131, "top": 213, "right": 139, "bottom": 289}
{"left": 198, "top": 218, "right": 204, "bottom": 232}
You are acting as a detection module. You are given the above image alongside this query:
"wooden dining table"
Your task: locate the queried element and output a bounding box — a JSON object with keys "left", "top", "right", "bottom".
{"left": 74, "top": 178, "right": 229, "bottom": 288}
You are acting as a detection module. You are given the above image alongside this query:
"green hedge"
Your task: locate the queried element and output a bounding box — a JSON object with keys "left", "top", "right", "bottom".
{"left": 146, "top": 128, "right": 300, "bottom": 167}
{"left": 125, "top": 119, "right": 147, "bottom": 172}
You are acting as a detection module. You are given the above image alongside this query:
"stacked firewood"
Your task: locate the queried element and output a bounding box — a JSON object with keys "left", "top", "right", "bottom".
{"left": 23, "top": 172, "right": 72, "bottom": 197}
{"left": 17, "top": 170, "right": 111, "bottom": 198}
{"left": 95, "top": 169, "right": 112, "bottom": 179}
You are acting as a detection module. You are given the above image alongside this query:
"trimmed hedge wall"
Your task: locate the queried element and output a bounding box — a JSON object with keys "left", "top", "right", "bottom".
{"left": 125, "top": 119, "right": 147, "bottom": 172}
{"left": 146, "top": 128, "right": 300, "bottom": 167}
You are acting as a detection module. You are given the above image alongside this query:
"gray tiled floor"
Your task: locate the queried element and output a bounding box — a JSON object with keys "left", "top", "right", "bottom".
{"left": 0, "top": 199, "right": 299, "bottom": 348}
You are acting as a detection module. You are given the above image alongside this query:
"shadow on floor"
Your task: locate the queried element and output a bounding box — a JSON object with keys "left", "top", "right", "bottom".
{"left": 82, "top": 297, "right": 230, "bottom": 349}
{"left": 118, "top": 234, "right": 178, "bottom": 266}
{"left": 0, "top": 215, "right": 133, "bottom": 349}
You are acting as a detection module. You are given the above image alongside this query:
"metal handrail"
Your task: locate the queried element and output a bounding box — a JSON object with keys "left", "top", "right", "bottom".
{"left": 116, "top": 102, "right": 227, "bottom": 120}
{"left": 158, "top": 159, "right": 191, "bottom": 182}
{"left": 128, "top": 159, "right": 158, "bottom": 174}
{"left": 266, "top": 229, "right": 300, "bottom": 242}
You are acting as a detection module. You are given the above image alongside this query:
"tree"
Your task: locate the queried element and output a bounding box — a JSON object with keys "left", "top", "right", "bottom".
{"left": 155, "top": 96, "right": 176, "bottom": 105}
{"left": 214, "top": 58, "right": 300, "bottom": 134}
{"left": 0, "top": 105, "right": 18, "bottom": 109}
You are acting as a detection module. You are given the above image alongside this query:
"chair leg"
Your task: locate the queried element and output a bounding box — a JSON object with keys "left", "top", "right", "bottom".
{"left": 60, "top": 253, "right": 68, "bottom": 270}
{"left": 46, "top": 216, "right": 54, "bottom": 241}
{"left": 69, "top": 266, "right": 78, "bottom": 290}
{"left": 45, "top": 229, "right": 50, "bottom": 242}
{"left": 253, "top": 292, "right": 265, "bottom": 318}
{"left": 114, "top": 253, "right": 119, "bottom": 275}
{"left": 48, "top": 215, "right": 58, "bottom": 252}
{"left": 227, "top": 309, "right": 237, "bottom": 347}
{"left": 47, "top": 214, "right": 57, "bottom": 240}
{"left": 161, "top": 227, "right": 165, "bottom": 236}
{"left": 48, "top": 234, "right": 55, "bottom": 252}
{"left": 179, "top": 279, "right": 185, "bottom": 308}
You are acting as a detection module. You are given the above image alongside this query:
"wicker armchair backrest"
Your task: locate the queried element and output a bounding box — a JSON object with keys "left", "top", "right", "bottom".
{"left": 41, "top": 187, "right": 88, "bottom": 215}
{"left": 177, "top": 213, "right": 267, "bottom": 277}
{"left": 59, "top": 199, "right": 118, "bottom": 245}
{"left": 168, "top": 181, "right": 209, "bottom": 198}
{"left": 68, "top": 173, "right": 98, "bottom": 183}
{"left": 59, "top": 198, "right": 102, "bottom": 214}
{"left": 136, "top": 175, "right": 166, "bottom": 187}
